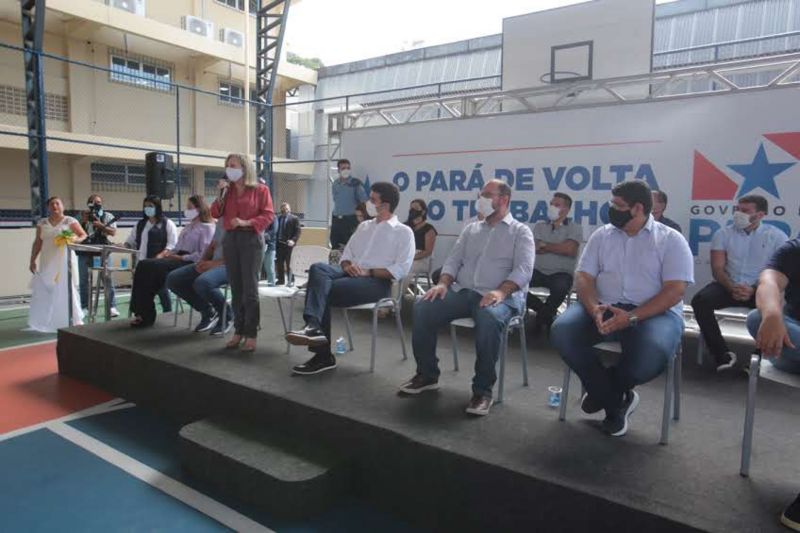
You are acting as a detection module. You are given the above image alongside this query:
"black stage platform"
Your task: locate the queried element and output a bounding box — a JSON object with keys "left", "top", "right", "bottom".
{"left": 57, "top": 302, "right": 800, "bottom": 532}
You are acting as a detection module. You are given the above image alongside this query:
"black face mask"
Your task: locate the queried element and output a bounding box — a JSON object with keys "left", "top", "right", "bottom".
{"left": 608, "top": 206, "right": 633, "bottom": 229}
{"left": 408, "top": 209, "right": 423, "bottom": 221}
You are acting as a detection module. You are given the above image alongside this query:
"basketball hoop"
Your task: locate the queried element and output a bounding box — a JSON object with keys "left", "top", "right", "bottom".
{"left": 539, "top": 71, "right": 585, "bottom": 85}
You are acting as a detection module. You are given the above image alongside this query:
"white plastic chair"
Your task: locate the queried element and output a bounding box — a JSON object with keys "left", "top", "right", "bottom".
{"left": 258, "top": 245, "right": 330, "bottom": 353}
{"left": 340, "top": 277, "right": 410, "bottom": 372}
{"left": 558, "top": 341, "right": 682, "bottom": 445}
{"left": 449, "top": 310, "right": 529, "bottom": 403}
{"left": 409, "top": 257, "right": 433, "bottom": 296}
{"left": 740, "top": 351, "right": 800, "bottom": 476}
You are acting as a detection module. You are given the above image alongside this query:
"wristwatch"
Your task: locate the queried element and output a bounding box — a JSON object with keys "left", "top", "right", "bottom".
{"left": 628, "top": 313, "right": 639, "bottom": 327}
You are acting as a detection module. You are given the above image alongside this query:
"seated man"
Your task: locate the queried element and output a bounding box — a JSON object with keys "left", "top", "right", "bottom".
{"left": 165, "top": 219, "right": 234, "bottom": 336}
{"left": 691, "top": 195, "right": 787, "bottom": 371}
{"left": 528, "top": 192, "right": 583, "bottom": 336}
{"left": 651, "top": 190, "right": 682, "bottom": 233}
{"left": 550, "top": 180, "right": 693, "bottom": 437}
{"left": 399, "top": 179, "right": 535, "bottom": 417}
{"left": 746, "top": 240, "right": 800, "bottom": 531}
{"left": 286, "top": 182, "right": 415, "bottom": 375}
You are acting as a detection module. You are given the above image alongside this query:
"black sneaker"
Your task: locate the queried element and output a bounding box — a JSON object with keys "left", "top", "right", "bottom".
{"left": 292, "top": 353, "right": 337, "bottom": 375}
{"left": 194, "top": 312, "right": 218, "bottom": 333}
{"left": 782, "top": 493, "right": 800, "bottom": 532}
{"left": 580, "top": 392, "right": 604, "bottom": 414}
{"left": 602, "top": 390, "right": 640, "bottom": 437}
{"left": 715, "top": 351, "right": 737, "bottom": 372}
{"left": 399, "top": 374, "right": 440, "bottom": 394}
{"left": 285, "top": 325, "right": 328, "bottom": 347}
{"left": 209, "top": 318, "right": 233, "bottom": 337}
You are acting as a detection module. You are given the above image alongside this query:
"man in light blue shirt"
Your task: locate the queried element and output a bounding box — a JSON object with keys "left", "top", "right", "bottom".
{"left": 551, "top": 180, "right": 694, "bottom": 437}
{"left": 330, "top": 158, "right": 368, "bottom": 250}
{"left": 399, "top": 180, "right": 535, "bottom": 417}
{"left": 691, "top": 194, "right": 787, "bottom": 371}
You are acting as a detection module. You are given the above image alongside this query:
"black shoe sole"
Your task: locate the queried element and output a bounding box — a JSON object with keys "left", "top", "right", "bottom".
{"left": 285, "top": 332, "right": 328, "bottom": 347}
{"left": 292, "top": 362, "right": 337, "bottom": 375}
{"left": 194, "top": 317, "right": 219, "bottom": 333}
{"left": 399, "top": 382, "right": 440, "bottom": 395}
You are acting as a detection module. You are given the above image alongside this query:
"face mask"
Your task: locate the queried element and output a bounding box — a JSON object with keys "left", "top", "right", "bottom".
{"left": 144, "top": 206, "right": 156, "bottom": 218}
{"left": 226, "top": 167, "right": 243, "bottom": 182}
{"left": 408, "top": 208, "right": 423, "bottom": 221}
{"left": 476, "top": 196, "right": 495, "bottom": 218}
{"left": 184, "top": 208, "right": 198, "bottom": 220}
{"left": 365, "top": 201, "right": 379, "bottom": 218}
{"left": 733, "top": 211, "right": 753, "bottom": 230}
{"left": 547, "top": 206, "right": 561, "bottom": 221}
{"left": 608, "top": 206, "right": 633, "bottom": 229}
{"left": 339, "top": 169, "right": 351, "bottom": 179}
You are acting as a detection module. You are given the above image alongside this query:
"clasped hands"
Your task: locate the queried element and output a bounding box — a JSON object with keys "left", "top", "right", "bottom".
{"left": 592, "top": 304, "right": 633, "bottom": 335}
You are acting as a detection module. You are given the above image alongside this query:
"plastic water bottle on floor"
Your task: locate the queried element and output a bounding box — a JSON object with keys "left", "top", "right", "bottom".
{"left": 334, "top": 337, "right": 347, "bottom": 356}
{"left": 547, "top": 386, "right": 562, "bottom": 408}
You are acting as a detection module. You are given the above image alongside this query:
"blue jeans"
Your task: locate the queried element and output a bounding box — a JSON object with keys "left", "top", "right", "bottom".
{"left": 262, "top": 246, "right": 276, "bottom": 285}
{"left": 165, "top": 263, "right": 229, "bottom": 319}
{"left": 78, "top": 255, "right": 116, "bottom": 309}
{"left": 302, "top": 263, "right": 391, "bottom": 355}
{"left": 551, "top": 304, "right": 683, "bottom": 413}
{"left": 413, "top": 288, "right": 517, "bottom": 398}
{"left": 746, "top": 309, "right": 800, "bottom": 374}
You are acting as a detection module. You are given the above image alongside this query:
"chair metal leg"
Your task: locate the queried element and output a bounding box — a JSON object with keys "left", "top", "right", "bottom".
{"left": 660, "top": 352, "right": 676, "bottom": 445}
{"left": 740, "top": 353, "right": 761, "bottom": 477}
{"left": 559, "top": 367, "right": 571, "bottom": 421}
{"left": 275, "top": 298, "right": 289, "bottom": 353}
{"left": 497, "top": 325, "right": 510, "bottom": 404}
{"left": 673, "top": 344, "right": 682, "bottom": 421}
{"left": 696, "top": 335, "right": 704, "bottom": 366}
{"left": 450, "top": 324, "right": 460, "bottom": 371}
{"left": 518, "top": 322, "right": 529, "bottom": 387}
{"left": 394, "top": 305, "right": 407, "bottom": 360}
{"left": 343, "top": 309, "right": 354, "bottom": 351}
{"left": 369, "top": 308, "right": 379, "bottom": 372}
{"left": 188, "top": 306, "right": 194, "bottom": 329}
{"left": 172, "top": 297, "right": 180, "bottom": 327}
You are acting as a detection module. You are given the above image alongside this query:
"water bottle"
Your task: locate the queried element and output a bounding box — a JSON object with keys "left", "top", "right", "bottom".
{"left": 334, "top": 337, "right": 347, "bottom": 356}
{"left": 92, "top": 256, "right": 101, "bottom": 268}
{"left": 120, "top": 257, "right": 129, "bottom": 270}
{"left": 547, "top": 386, "right": 562, "bottom": 408}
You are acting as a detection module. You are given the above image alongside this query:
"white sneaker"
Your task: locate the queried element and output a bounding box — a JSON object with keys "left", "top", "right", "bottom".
{"left": 109, "top": 307, "right": 120, "bottom": 318}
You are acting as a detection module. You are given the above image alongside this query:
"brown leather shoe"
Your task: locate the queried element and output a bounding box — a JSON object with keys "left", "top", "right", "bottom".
{"left": 465, "top": 395, "right": 493, "bottom": 416}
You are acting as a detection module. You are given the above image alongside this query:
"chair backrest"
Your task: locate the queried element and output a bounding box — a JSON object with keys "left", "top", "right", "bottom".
{"left": 411, "top": 256, "right": 433, "bottom": 274}
{"left": 393, "top": 276, "right": 412, "bottom": 311}
{"left": 290, "top": 245, "right": 331, "bottom": 283}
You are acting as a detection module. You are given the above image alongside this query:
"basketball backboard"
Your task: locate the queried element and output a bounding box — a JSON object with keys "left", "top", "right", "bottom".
{"left": 501, "top": 0, "right": 655, "bottom": 91}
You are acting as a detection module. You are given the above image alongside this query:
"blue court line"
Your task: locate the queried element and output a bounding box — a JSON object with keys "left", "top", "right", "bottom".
{"left": 0, "top": 428, "right": 229, "bottom": 532}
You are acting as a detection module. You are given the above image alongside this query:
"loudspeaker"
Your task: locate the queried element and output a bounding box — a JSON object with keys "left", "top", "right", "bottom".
{"left": 145, "top": 151, "right": 175, "bottom": 200}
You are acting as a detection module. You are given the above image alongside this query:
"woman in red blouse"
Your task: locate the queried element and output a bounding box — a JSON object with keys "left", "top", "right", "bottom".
{"left": 211, "top": 153, "right": 274, "bottom": 352}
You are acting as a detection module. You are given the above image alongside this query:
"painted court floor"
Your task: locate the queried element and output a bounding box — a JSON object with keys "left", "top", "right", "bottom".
{"left": 0, "top": 305, "right": 416, "bottom": 532}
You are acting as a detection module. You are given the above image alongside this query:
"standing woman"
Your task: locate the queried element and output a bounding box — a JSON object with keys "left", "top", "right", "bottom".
{"left": 28, "top": 196, "right": 87, "bottom": 332}
{"left": 211, "top": 153, "right": 274, "bottom": 352}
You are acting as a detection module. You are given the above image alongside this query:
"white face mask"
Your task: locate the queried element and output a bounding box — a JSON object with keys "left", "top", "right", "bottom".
{"left": 184, "top": 208, "right": 198, "bottom": 220}
{"left": 339, "top": 169, "right": 351, "bottom": 179}
{"left": 476, "top": 196, "right": 495, "bottom": 218}
{"left": 226, "top": 167, "right": 243, "bottom": 182}
{"left": 733, "top": 211, "right": 753, "bottom": 230}
{"left": 365, "top": 201, "right": 379, "bottom": 218}
{"left": 547, "top": 205, "right": 562, "bottom": 221}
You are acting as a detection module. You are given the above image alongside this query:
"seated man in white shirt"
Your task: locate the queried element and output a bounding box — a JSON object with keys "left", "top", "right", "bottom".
{"left": 550, "top": 180, "right": 694, "bottom": 437}
{"left": 691, "top": 194, "right": 787, "bottom": 371}
{"left": 399, "top": 180, "right": 535, "bottom": 417}
{"left": 286, "top": 182, "right": 415, "bottom": 375}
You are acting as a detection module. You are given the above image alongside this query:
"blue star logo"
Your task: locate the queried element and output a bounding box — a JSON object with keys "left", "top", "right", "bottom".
{"left": 728, "top": 143, "right": 795, "bottom": 199}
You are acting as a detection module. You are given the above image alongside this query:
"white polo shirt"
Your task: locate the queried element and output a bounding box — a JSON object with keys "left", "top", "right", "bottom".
{"left": 711, "top": 223, "right": 787, "bottom": 286}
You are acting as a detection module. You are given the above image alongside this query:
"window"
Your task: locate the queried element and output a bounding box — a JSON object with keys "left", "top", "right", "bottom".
{"left": 219, "top": 81, "right": 245, "bottom": 106}
{"left": 216, "top": 0, "right": 258, "bottom": 12}
{"left": 204, "top": 170, "right": 225, "bottom": 198}
{"left": 0, "top": 85, "right": 68, "bottom": 122}
{"left": 92, "top": 162, "right": 193, "bottom": 193}
{"left": 110, "top": 51, "right": 173, "bottom": 92}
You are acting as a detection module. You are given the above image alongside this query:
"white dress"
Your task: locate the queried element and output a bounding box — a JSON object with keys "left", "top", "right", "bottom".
{"left": 27, "top": 216, "right": 84, "bottom": 332}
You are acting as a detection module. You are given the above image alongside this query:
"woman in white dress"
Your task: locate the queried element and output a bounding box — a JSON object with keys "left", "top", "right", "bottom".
{"left": 27, "top": 197, "right": 87, "bottom": 332}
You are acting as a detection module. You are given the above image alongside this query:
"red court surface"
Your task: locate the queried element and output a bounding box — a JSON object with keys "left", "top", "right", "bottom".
{"left": 0, "top": 342, "right": 113, "bottom": 434}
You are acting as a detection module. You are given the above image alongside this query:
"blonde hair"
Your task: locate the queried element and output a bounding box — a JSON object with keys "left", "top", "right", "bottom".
{"left": 225, "top": 153, "right": 258, "bottom": 188}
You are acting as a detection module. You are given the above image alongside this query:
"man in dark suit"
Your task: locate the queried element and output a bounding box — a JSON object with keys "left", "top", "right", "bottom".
{"left": 276, "top": 202, "right": 302, "bottom": 285}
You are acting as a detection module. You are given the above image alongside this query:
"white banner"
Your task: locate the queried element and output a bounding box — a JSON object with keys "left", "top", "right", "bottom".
{"left": 342, "top": 87, "right": 800, "bottom": 293}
